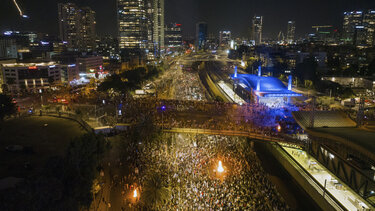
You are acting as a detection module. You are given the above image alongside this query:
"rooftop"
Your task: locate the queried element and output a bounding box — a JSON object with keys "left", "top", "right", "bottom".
{"left": 1, "top": 62, "right": 57, "bottom": 68}
{"left": 232, "top": 74, "right": 302, "bottom": 97}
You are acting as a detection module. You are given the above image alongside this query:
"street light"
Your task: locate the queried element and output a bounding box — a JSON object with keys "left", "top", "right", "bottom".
{"left": 161, "top": 105, "right": 166, "bottom": 130}
{"left": 217, "top": 161, "right": 224, "bottom": 173}
{"left": 133, "top": 189, "right": 138, "bottom": 198}
{"left": 277, "top": 125, "right": 281, "bottom": 132}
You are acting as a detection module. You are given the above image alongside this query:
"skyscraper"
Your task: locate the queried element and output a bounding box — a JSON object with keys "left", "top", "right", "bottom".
{"left": 343, "top": 11, "right": 364, "bottom": 45}
{"left": 117, "top": 0, "right": 147, "bottom": 50}
{"left": 251, "top": 16, "right": 263, "bottom": 45}
{"left": 165, "top": 23, "right": 182, "bottom": 51}
{"left": 152, "top": 0, "right": 164, "bottom": 55}
{"left": 286, "top": 21, "right": 295, "bottom": 44}
{"left": 58, "top": 3, "right": 79, "bottom": 50}
{"left": 364, "top": 10, "right": 375, "bottom": 47}
{"left": 58, "top": 3, "right": 96, "bottom": 52}
{"left": 219, "top": 31, "right": 231, "bottom": 47}
{"left": 196, "top": 22, "right": 208, "bottom": 50}
{"left": 79, "top": 7, "right": 96, "bottom": 51}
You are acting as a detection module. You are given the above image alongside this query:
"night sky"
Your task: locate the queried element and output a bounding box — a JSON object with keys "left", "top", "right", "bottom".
{"left": 1, "top": 0, "right": 375, "bottom": 39}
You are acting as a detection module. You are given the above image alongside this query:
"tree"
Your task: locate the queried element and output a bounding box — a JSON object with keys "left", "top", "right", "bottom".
{"left": 63, "top": 133, "right": 108, "bottom": 209}
{"left": 304, "top": 80, "right": 314, "bottom": 89}
{"left": 0, "top": 94, "right": 17, "bottom": 121}
{"left": 0, "top": 134, "right": 108, "bottom": 211}
{"left": 97, "top": 74, "right": 128, "bottom": 93}
{"left": 141, "top": 173, "right": 170, "bottom": 210}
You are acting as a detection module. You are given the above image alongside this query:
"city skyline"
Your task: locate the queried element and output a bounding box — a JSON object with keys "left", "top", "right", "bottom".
{"left": 2, "top": 0, "right": 375, "bottom": 39}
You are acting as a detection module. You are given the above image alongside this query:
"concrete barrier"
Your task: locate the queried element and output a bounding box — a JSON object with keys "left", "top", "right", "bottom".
{"left": 266, "top": 143, "right": 346, "bottom": 211}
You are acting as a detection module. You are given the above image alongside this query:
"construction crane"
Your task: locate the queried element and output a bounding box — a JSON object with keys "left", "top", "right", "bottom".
{"left": 12, "top": 0, "right": 28, "bottom": 18}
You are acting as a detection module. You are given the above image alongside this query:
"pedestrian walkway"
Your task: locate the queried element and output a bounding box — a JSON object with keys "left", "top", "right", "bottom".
{"left": 217, "top": 80, "right": 246, "bottom": 104}
{"left": 282, "top": 147, "right": 373, "bottom": 211}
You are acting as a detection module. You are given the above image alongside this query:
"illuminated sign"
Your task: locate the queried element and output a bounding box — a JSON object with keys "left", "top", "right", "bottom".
{"left": 28, "top": 66, "right": 37, "bottom": 70}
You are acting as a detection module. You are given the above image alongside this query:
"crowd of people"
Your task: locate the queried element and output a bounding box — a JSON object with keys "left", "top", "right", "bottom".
{"left": 173, "top": 70, "right": 207, "bottom": 101}
{"left": 118, "top": 98, "right": 304, "bottom": 144}
{"left": 119, "top": 133, "right": 291, "bottom": 210}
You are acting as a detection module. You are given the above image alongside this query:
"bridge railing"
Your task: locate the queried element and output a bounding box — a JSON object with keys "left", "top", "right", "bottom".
{"left": 162, "top": 127, "right": 308, "bottom": 146}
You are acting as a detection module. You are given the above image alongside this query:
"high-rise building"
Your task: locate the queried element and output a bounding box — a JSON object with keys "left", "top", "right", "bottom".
{"left": 58, "top": 3, "right": 96, "bottom": 52}
{"left": 311, "top": 25, "right": 335, "bottom": 44}
{"left": 165, "top": 23, "right": 182, "bottom": 51}
{"left": 152, "top": 0, "right": 164, "bottom": 55}
{"left": 58, "top": 3, "right": 78, "bottom": 50}
{"left": 0, "top": 36, "right": 18, "bottom": 59}
{"left": 196, "top": 22, "right": 208, "bottom": 50}
{"left": 343, "top": 11, "right": 364, "bottom": 45}
{"left": 364, "top": 10, "right": 375, "bottom": 47}
{"left": 286, "top": 21, "right": 295, "bottom": 44}
{"left": 251, "top": 16, "right": 263, "bottom": 45}
{"left": 117, "top": 0, "right": 147, "bottom": 50}
{"left": 79, "top": 7, "right": 96, "bottom": 51}
{"left": 219, "top": 31, "right": 231, "bottom": 47}
{"left": 96, "top": 36, "right": 120, "bottom": 60}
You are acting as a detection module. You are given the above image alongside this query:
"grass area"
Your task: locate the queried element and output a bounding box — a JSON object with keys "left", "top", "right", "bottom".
{"left": 0, "top": 116, "right": 86, "bottom": 178}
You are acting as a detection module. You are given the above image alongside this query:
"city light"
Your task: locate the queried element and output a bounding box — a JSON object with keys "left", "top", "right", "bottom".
{"left": 217, "top": 161, "right": 224, "bottom": 173}
{"left": 2, "top": 1, "right": 375, "bottom": 211}
{"left": 133, "top": 189, "right": 137, "bottom": 198}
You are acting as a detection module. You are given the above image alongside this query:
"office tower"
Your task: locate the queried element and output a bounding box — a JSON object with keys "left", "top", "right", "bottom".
{"left": 343, "top": 11, "right": 364, "bottom": 45}
{"left": 152, "top": 0, "right": 164, "bottom": 54}
{"left": 117, "top": 0, "right": 147, "bottom": 50}
{"left": 79, "top": 7, "right": 96, "bottom": 51}
{"left": 96, "top": 36, "right": 120, "bottom": 60}
{"left": 58, "top": 3, "right": 96, "bottom": 52}
{"left": 219, "top": 31, "right": 231, "bottom": 47}
{"left": 364, "top": 10, "right": 375, "bottom": 47}
{"left": 196, "top": 22, "right": 208, "bottom": 50}
{"left": 251, "top": 16, "right": 263, "bottom": 45}
{"left": 58, "top": 3, "right": 79, "bottom": 50}
{"left": 311, "top": 25, "right": 334, "bottom": 43}
{"left": 0, "top": 36, "right": 18, "bottom": 59}
{"left": 145, "top": 0, "right": 154, "bottom": 56}
{"left": 0, "top": 62, "right": 62, "bottom": 93}
{"left": 286, "top": 21, "right": 295, "bottom": 44}
{"left": 165, "top": 23, "right": 182, "bottom": 51}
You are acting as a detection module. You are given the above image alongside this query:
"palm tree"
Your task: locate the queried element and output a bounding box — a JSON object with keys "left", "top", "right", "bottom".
{"left": 141, "top": 173, "right": 170, "bottom": 210}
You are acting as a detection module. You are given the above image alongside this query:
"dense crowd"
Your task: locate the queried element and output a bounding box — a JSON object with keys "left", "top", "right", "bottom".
{"left": 119, "top": 98, "right": 304, "bottom": 141}
{"left": 173, "top": 70, "right": 206, "bottom": 101}
{"left": 120, "top": 134, "right": 291, "bottom": 210}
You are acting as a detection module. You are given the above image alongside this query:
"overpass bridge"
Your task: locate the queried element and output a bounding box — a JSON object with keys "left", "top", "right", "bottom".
{"left": 163, "top": 127, "right": 304, "bottom": 146}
